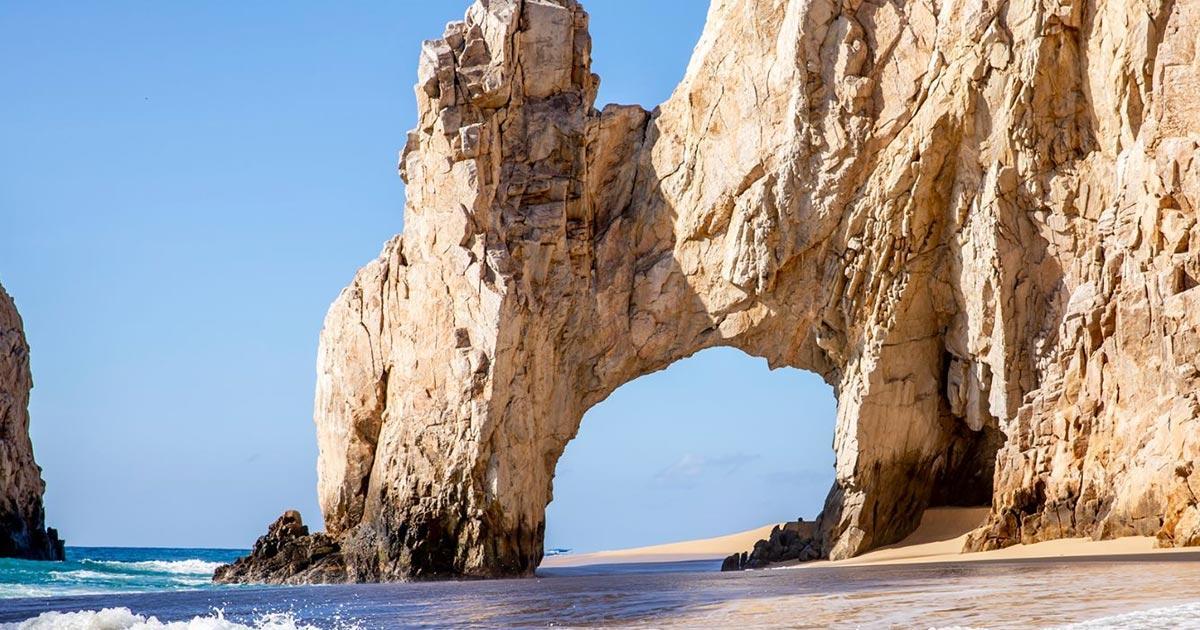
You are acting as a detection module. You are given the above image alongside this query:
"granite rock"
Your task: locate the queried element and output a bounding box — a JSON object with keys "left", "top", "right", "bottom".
{"left": 0, "top": 283, "right": 63, "bottom": 561}
{"left": 229, "top": 0, "right": 1200, "bottom": 581}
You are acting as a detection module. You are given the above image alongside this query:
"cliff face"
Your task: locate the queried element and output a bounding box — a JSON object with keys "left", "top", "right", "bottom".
{"left": 0, "top": 284, "right": 64, "bottom": 561}
{"left": 219, "top": 0, "right": 1200, "bottom": 582}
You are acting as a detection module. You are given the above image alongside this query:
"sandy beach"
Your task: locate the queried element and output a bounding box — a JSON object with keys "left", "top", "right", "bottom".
{"left": 541, "top": 507, "right": 1200, "bottom": 569}
{"left": 538, "top": 523, "right": 783, "bottom": 567}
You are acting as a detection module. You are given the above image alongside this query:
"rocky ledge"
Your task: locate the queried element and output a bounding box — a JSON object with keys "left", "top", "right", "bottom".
{"left": 0, "top": 282, "right": 64, "bottom": 561}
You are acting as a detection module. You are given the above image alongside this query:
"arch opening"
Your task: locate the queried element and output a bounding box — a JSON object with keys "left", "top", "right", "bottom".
{"left": 542, "top": 347, "right": 836, "bottom": 557}
{"left": 538, "top": 340, "right": 1007, "bottom": 569}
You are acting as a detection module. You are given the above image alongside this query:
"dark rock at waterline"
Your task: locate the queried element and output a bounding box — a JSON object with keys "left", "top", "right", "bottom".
{"left": 721, "top": 519, "right": 822, "bottom": 571}
{"left": 214, "top": 511, "right": 346, "bottom": 584}
{"left": 0, "top": 517, "right": 65, "bottom": 562}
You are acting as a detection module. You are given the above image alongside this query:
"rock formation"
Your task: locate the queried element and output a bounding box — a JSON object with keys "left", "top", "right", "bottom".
{"left": 722, "top": 519, "right": 821, "bottom": 571}
{"left": 213, "top": 511, "right": 343, "bottom": 584}
{"left": 0, "top": 283, "right": 64, "bottom": 561}
{"left": 219, "top": 0, "right": 1200, "bottom": 582}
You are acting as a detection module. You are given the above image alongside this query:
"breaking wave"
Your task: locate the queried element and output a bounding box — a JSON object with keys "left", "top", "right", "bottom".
{"left": 0, "top": 548, "right": 242, "bottom": 600}
{"left": 1057, "top": 600, "right": 1200, "bottom": 629}
{"left": 50, "top": 569, "right": 140, "bottom": 582}
{"left": 83, "top": 559, "right": 223, "bottom": 575}
{"left": 0, "top": 607, "right": 355, "bottom": 630}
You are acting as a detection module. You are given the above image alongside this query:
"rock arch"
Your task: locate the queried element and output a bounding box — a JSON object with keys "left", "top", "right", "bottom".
{"left": 293, "top": 0, "right": 1000, "bottom": 579}
{"left": 216, "top": 0, "right": 1200, "bottom": 583}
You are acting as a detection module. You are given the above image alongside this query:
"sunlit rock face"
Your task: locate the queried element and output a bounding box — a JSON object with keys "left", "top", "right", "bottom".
{"left": 0, "top": 284, "right": 64, "bottom": 561}
{"left": 222, "top": 0, "right": 1200, "bottom": 582}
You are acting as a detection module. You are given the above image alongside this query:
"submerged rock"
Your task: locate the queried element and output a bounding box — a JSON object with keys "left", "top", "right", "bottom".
{"left": 230, "top": 0, "right": 1200, "bottom": 582}
{"left": 0, "top": 283, "right": 64, "bottom": 561}
{"left": 213, "top": 511, "right": 345, "bottom": 584}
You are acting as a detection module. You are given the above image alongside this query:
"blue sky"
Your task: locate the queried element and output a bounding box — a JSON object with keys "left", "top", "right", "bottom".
{"left": 0, "top": 1, "right": 835, "bottom": 551}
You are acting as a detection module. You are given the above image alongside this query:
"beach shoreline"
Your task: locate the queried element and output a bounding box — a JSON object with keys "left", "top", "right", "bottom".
{"left": 539, "top": 507, "right": 1200, "bottom": 571}
{"left": 538, "top": 523, "right": 783, "bottom": 568}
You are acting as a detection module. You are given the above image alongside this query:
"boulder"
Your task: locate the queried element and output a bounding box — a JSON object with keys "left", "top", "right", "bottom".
{"left": 723, "top": 520, "right": 821, "bottom": 571}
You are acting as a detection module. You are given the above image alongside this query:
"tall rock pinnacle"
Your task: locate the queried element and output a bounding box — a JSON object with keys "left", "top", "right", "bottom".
{"left": 219, "top": 0, "right": 1200, "bottom": 582}
{"left": 0, "top": 283, "right": 64, "bottom": 561}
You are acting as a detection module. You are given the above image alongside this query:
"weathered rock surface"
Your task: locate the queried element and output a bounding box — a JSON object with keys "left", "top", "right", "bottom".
{"left": 226, "top": 0, "right": 1200, "bottom": 582}
{"left": 0, "top": 283, "right": 64, "bottom": 561}
{"left": 213, "top": 511, "right": 343, "bottom": 584}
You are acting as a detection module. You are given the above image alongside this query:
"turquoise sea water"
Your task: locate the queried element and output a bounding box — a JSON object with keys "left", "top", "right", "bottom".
{"left": 4, "top": 548, "right": 1200, "bottom": 627}
{"left": 0, "top": 547, "right": 243, "bottom": 599}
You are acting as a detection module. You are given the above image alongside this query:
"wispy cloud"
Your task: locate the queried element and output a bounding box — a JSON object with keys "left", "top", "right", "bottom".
{"left": 654, "top": 453, "right": 760, "bottom": 486}
{"left": 761, "top": 468, "right": 831, "bottom": 487}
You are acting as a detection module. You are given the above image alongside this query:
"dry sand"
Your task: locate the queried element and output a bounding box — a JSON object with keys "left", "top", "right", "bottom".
{"left": 807, "top": 506, "right": 1200, "bottom": 568}
{"left": 541, "top": 507, "right": 1200, "bottom": 569}
{"left": 538, "top": 523, "right": 782, "bottom": 567}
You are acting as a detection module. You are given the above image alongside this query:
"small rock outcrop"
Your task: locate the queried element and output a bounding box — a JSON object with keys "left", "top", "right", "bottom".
{"left": 0, "top": 283, "right": 64, "bottom": 561}
{"left": 226, "top": 0, "right": 1200, "bottom": 582}
{"left": 722, "top": 520, "right": 821, "bottom": 571}
{"left": 214, "top": 511, "right": 343, "bottom": 584}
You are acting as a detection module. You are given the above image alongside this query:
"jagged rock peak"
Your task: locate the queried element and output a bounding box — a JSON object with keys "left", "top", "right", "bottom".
{"left": 213, "top": 510, "right": 343, "bottom": 584}
{"left": 223, "top": 0, "right": 1200, "bottom": 582}
{"left": 0, "top": 283, "right": 64, "bottom": 561}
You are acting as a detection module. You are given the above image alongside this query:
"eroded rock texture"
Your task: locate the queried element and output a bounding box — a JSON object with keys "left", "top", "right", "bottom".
{"left": 222, "top": 0, "right": 1200, "bottom": 582}
{"left": 0, "top": 283, "right": 64, "bottom": 561}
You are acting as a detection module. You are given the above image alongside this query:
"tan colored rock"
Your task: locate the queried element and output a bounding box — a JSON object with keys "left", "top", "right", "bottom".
{"left": 221, "top": 0, "right": 1200, "bottom": 582}
{"left": 0, "top": 283, "right": 63, "bottom": 561}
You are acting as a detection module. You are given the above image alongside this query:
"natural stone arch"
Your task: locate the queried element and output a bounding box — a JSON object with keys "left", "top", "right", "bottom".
{"left": 216, "top": 0, "right": 1200, "bottom": 584}
{"left": 298, "top": 0, "right": 1002, "bottom": 580}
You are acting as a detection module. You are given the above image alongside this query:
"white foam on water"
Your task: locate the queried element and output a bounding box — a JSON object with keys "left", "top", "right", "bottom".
{"left": 0, "top": 584, "right": 107, "bottom": 599}
{"left": 1056, "top": 600, "right": 1200, "bottom": 629}
{"left": 169, "top": 577, "right": 214, "bottom": 587}
{"left": 0, "top": 607, "right": 356, "bottom": 630}
{"left": 50, "top": 570, "right": 140, "bottom": 582}
{"left": 0, "top": 558, "right": 224, "bottom": 600}
{"left": 84, "top": 560, "right": 223, "bottom": 575}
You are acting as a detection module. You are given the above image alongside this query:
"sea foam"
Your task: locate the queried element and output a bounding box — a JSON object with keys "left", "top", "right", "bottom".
{"left": 84, "top": 560, "right": 223, "bottom": 575}
{"left": 1057, "top": 600, "right": 1200, "bottom": 629}
{"left": 0, "top": 608, "right": 350, "bottom": 630}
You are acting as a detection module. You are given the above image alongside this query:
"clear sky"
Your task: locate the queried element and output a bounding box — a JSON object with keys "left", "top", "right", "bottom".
{"left": 0, "top": 1, "right": 836, "bottom": 551}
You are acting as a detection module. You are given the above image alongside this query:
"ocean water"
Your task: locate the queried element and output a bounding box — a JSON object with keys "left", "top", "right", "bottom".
{"left": 0, "top": 548, "right": 243, "bottom": 600}
{"left": 2, "top": 549, "right": 1200, "bottom": 628}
